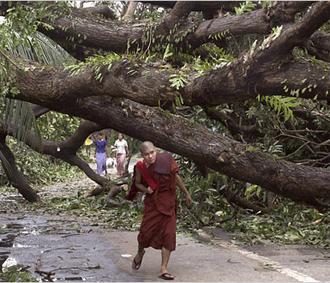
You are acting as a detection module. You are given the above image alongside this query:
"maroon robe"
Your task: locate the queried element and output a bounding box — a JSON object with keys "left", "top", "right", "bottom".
{"left": 137, "top": 152, "right": 179, "bottom": 251}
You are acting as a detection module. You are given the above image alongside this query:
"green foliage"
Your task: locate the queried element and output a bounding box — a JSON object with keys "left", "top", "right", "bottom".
{"left": 208, "top": 29, "right": 230, "bottom": 41}
{"left": 162, "top": 44, "right": 236, "bottom": 91}
{"left": 245, "top": 95, "right": 330, "bottom": 167}
{"left": 3, "top": 110, "right": 83, "bottom": 185}
{"left": 193, "top": 45, "right": 235, "bottom": 76}
{"left": 260, "top": 26, "right": 283, "bottom": 50}
{"left": 174, "top": 155, "right": 329, "bottom": 247}
{"left": 223, "top": 203, "right": 330, "bottom": 247}
{"left": 0, "top": 3, "right": 70, "bottom": 98}
{"left": 0, "top": 7, "right": 81, "bottom": 185}
{"left": 1, "top": 266, "right": 37, "bottom": 282}
{"left": 126, "top": 16, "right": 198, "bottom": 65}
{"left": 257, "top": 95, "right": 300, "bottom": 122}
{"left": 0, "top": 4, "right": 50, "bottom": 50}
{"left": 134, "top": 3, "right": 166, "bottom": 21}
{"left": 7, "top": 137, "right": 81, "bottom": 185}
{"left": 4, "top": 99, "right": 41, "bottom": 150}
{"left": 259, "top": 0, "right": 272, "bottom": 9}
{"left": 163, "top": 44, "right": 174, "bottom": 61}
{"left": 37, "top": 112, "right": 81, "bottom": 141}
{"left": 65, "top": 52, "right": 121, "bottom": 82}
{"left": 0, "top": 18, "right": 74, "bottom": 147}
{"left": 234, "top": 1, "right": 257, "bottom": 15}
{"left": 244, "top": 184, "right": 262, "bottom": 199}
{"left": 175, "top": 157, "right": 231, "bottom": 228}
{"left": 262, "top": 140, "right": 284, "bottom": 155}
{"left": 169, "top": 73, "right": 188, "bottom": 90}
{"left": 293, "top": 47, "right": 330, "bottom": 71}
{"left": 193, "top": 56, "right": 214, "bottom": 76}
{"left": 29, "top": 192, "right": 142, "bottom": 230}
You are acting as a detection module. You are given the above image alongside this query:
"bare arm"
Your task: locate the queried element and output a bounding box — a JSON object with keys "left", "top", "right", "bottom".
{"left": 135, "top": 169, "right": 153, "bottom": 194}
{"left": 176, "top": 174, "right": 192, "bottom": 206}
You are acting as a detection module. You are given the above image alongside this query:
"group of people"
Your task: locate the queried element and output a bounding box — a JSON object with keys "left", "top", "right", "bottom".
{"left": 87, "top": 132, "right": 129, "bottom": 177}
{"left": 87, "top": 134, "right": 192, "bottom": 280}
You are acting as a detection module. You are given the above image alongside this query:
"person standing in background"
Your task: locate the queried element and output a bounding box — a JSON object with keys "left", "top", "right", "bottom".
{"left": 95, "top": 132, "right": 107, "bottom": 175}
{"left": 114, "top": 133, "right": 129, "bottom": 177}
{"left": 84, "top": 135, "right": 93, "bottom": 158}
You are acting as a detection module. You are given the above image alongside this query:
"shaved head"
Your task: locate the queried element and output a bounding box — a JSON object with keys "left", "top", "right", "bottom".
{"left": 139, "top": 141, "right": 155, "bottom": 154}
{"left": 140, "top": 141, "right": 157, "bottom": 165}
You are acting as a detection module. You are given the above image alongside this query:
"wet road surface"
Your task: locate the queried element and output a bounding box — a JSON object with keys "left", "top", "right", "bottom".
{"left": 1, "top": 212, "right": 329, "bottom": 282}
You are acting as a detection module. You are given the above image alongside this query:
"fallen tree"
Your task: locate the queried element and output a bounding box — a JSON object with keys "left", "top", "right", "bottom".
{"left": 1, "top": 1, "right": 330, "bottom": 209}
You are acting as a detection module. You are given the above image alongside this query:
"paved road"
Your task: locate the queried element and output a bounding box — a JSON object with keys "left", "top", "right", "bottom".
{"left": 1, "top": 162, "right": 329, "bottom": 282}
{"left": 1, "top": 212, "right": 329, "bottom": 282}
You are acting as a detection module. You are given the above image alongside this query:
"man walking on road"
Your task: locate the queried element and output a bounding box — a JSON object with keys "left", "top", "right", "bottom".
{"left": 127, "top": 141, "right": 192, "bottom": 280}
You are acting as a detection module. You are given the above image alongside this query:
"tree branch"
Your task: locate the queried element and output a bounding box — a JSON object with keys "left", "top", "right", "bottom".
{"left": 140, "top": 1, "right": 241, "bottom": 15}
{"left": 4, "top": 118, "right": 108, "bottom": 187}
{"left": 12, "top": 51, "right": 330, "bottom": 112}
{"left": 155, "top": 1, "right": 195, "bottom": 35}
{"left": 187, "top": 1, "right": 311, "bottom": 50}
{"left": 11, "top": 89, "right": 330, "bottom": 208}
{"left": 31, "top": 105, "right": 50, "bottom": 118}
{"left": 83, "top": 5, "right": 116, "bottom": 20}
{"left": 306, "top": 31, "right": 330, "bottom": 62}
{"left": 204, "top": 107, "right": 262, "bottom": 141}
{"left": 248, "top": 1, "right": 330, "bottom": 69}
{"left": 122, "top": 1, "right": 138, "bottom": 21}
{"left": 0, "top": 133, "right": 40, "bottom": 202}
{"left": 223, "top": 187, "right": 268, "bottom": 214}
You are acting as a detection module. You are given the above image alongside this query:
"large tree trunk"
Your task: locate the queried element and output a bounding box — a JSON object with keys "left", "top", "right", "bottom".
{"left": 76, "top": 98, "right": 330, "bottom": 209}
{"left": 0, "top": 134, "right": 39, "bottom": 202}
{"left": 11, "top": 90, "right": 330, "bottom": 209}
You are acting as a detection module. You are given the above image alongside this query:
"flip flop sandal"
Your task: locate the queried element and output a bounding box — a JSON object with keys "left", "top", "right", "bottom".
{"left": 131, "top": 250, "right": 145, "bottom": 270}
{"left": 158, "top": 273, "right": 175, "bottom": 280}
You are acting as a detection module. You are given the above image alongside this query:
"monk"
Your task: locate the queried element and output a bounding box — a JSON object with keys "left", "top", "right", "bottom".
{"left": 128, "top": 141, "right": 192, "bottom": 280}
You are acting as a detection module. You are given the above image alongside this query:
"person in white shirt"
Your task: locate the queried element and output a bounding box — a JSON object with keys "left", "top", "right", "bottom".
{"left": 114, "top": 133, "right": 129, "bottom": 176}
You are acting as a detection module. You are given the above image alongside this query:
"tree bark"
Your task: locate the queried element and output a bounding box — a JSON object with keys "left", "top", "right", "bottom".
{"left": 122, "top": 2, "right": 138, "bottom": 21}
{"left": 28, "top": 1, "right": 313, "bottom": 60}
{"left": 14, "top": 54, "right": 330, "bottom": 110}
{"left": 204, "top": 107, "right": 262, "bottom": 140}
{"left": 2, "top": 2, "right": 327, "bottom": 62}
{"left": 0, "top": 134, "right": 39, "bottom": 202}
{"left": 10, "top": 90, "right": 330, "bottom": 209}
{"left": 29, "top": 121, "right": 109, "bottom": 186}
{"left": 140, "top": 1, "right": 243, "bottom": 14}
{"left": 306, "top": 31, "right": 330, "bottom": 62}
{"left": 187, "top": 2, "right": 311, "bottom": 50}
{"left": 224, "top": 188, "right": 268, "bottom": 214}
{"left": 83, "top": 5, "right": 116, "bottom": 20}
{"left": 4, "top": 119, "right": 109, "bottom": 187}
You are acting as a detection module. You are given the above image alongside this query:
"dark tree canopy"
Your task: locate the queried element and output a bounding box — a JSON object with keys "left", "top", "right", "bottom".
{"left": 0, "top": 1, "right": 330, "bottom": 210}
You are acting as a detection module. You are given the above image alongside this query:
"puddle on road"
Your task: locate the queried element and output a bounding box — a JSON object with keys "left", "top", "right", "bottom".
{"left": 0, "top": 224, "right": 18, "bottom": 276}
{"left": 0, "top": 214, "right": 138, "bottom": 282}
{"left": 0, "top": 251, "right": 9, "bottom": 271}
{"left": 0, "top": 176, "right": 141, "bottom": 282}
{"left": 0, "top": 233, "right": 17, "bottom": 247}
